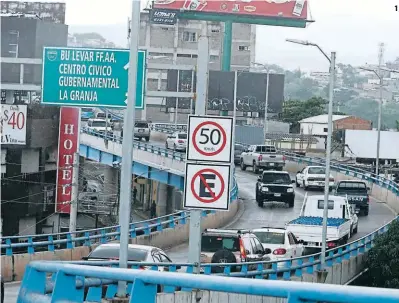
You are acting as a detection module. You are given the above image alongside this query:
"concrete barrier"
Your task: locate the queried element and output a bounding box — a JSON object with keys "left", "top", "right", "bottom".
{"left": 0, "top": 201, "right": 238, "bottom": 282}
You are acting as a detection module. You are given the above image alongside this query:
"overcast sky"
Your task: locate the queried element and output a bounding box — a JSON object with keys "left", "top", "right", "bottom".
{"left": 56, "top": 0, "right": 399, "bottom": 71}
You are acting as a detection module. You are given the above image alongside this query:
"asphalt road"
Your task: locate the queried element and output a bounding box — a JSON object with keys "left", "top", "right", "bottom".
{"left": 165, "top": 169, "right": 396, "bottom": 262}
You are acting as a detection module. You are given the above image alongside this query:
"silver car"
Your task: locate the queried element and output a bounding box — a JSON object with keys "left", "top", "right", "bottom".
{"left": 134, "top": 121, "right": 151, "bottom": 141}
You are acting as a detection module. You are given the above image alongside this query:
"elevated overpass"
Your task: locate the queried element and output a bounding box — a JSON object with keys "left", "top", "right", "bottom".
{"left": 2, "top": 126, "right": 399, "bottom": 302}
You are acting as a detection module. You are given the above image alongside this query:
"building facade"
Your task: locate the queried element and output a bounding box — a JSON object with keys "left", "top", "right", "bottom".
{"left": 138, "top": 11, "right": 256, "bottom": 122}
{"left": 1, "top": 15, "right": 68, "bottom": 236}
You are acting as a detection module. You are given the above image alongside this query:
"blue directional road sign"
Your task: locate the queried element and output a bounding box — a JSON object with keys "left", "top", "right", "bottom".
{"left": 41, "top": 47, "right": 146, "bottom": 109}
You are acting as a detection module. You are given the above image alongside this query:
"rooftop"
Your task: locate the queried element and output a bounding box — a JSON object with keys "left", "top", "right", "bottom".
{"left": 299, "top": 114, "right": 349, "bottom": 124}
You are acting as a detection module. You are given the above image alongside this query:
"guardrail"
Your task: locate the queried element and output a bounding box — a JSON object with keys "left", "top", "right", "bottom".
{"left": 17, "top": 261, "right": 399, "bottom": 302}
{"left": 0, "top": 174, "right": 238, "bottom": 256}
{"left": 81, "top": 127, "right": 186, "bottom": 161}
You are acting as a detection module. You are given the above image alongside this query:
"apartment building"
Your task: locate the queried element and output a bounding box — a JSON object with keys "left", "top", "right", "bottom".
{"left": 138, "top": 11, "right": 256, "bottom": 121}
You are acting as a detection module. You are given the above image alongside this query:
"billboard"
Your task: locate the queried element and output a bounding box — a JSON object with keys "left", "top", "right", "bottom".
{"left": 1, "top": 1, "right": 66, "bottom": 23}
{"left": 153, "top": 0, "right": 308, "bottom": 20}
{"left": 1, "top": 104, "right": 27, "bottom": 145}
{"left": 166, "top": 70, "right": 285, "bottom": 115}
{"left": 55, "top": 107, "right": 81, "bottom": 214}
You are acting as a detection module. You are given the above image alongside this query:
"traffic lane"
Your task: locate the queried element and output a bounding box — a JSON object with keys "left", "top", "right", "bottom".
{"left": 166, "top": 169, "right": 310, "bottom": 262}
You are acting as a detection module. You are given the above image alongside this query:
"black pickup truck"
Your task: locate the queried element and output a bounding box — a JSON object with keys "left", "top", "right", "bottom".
{"left": 256, "top": 171, "right": 295, "bottom": 208}
{"left": 335, "top": 180, "right": 370, "bottom": 216}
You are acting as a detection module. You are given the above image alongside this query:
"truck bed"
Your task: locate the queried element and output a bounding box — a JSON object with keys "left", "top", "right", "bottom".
{"left": 288, "top": 216, "right": 349, "bottom": 227}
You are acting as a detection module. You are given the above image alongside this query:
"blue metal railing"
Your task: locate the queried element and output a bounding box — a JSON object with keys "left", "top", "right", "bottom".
{"left": 1, "top": 176, "right": 238, "bottom": 256}
{"left": 17, "top": 261, "right": 399, "bottom": 303}
{"left": 81, "top": 127, "right": 186, "bottom": 161}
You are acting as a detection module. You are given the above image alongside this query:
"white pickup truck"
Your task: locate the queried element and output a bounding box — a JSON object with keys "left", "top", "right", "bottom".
{"left": 239, "top": 144, "right": 285, "bottom": 174}
{"left": 285, "top": 194, "right": 358, "bottom": 249}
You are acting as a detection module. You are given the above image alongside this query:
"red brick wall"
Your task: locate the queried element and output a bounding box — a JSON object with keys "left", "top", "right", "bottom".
{"left": 334, "top": 116, "right": 372, "bottom": 130}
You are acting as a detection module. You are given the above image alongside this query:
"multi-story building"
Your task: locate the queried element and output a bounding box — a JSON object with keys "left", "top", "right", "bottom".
{"left": 1, "top": 13, "right": 68, "bottom": 236}
{"left": 137, "top": 11, "right": 256, "bottom": 122}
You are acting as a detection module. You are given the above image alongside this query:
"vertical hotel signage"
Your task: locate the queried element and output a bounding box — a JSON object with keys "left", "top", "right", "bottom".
{"left": 55, "top": 107, "right": 80, "bottom": 213}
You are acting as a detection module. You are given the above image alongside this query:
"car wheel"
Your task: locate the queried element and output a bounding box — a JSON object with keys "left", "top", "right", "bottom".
{"left": 253, "top": 162, "right": 259, "bottom": 174}
{"left": 173, "top": 143, "right": 177, "bottom": 151}
{"left": 303, "top": 181, "right": 308, "bottom": 191}
{"left": 165, "top": 141, "right": 168, "bottom": 149}
{"left": 287, "top": 200, "right": 294, "bottom": 208}
{"left": 353, "top": 226, "right": 358, "bottom": 234}
{"left": 364, "top": 209, "right": 369, "bottom": 216}
{"left": 257, "top": 200, "right": 263, "bottom": 207}
{"left": 145, "top": 136, "right": 150, "bottom": 142}
{"left": 295, "top": 178, "right": 300, "bottom": 187}
{"left": 240, "top": 160, "right": 247, "bottom": 171}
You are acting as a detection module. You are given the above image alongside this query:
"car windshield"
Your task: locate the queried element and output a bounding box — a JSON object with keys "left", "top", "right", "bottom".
{"left": 177, "top": 133, "right": 187, "bottom": 139}
{"left": 88, "top": 246, "right": 148, "bottom": 261}
{"left": 337, "top": 182, "right": 367, "bottom": 192}
{"left": 135, "top": 122, "right": 148, "bottom": 128}
{"left": 201, "top": 235, "right": 240, "bottom": 252}
{"left": 262, "top": 173, "right": 291, "bottom": 184}
{"left": 308, "top": 167, "right": 326, "bottom": 174}
{"left": 91, "top": 121, "right": 106, "bottom": 127}
{"left": 253, "top": 231, "right": 285, "bottom": 244}
{"left": 82, "top": 108, "right": 92, "bottom": 113}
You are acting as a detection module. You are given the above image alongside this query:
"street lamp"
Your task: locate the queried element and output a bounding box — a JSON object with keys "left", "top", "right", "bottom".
{"left": 252, "top": 62, "right": 271, "bottom": 138}
{"left": 286, "top": 38, "right": 336, "bottom": 272}
{"left": 358, "top": 66, "right": 383, "bottom": 176}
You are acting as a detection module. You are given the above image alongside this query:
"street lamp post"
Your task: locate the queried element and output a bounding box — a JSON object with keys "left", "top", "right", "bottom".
{"left": 252, "top": 62, "right": 271, "bottom": 138}
{"left": 358, "top": 67, "right": 383, "bottom": 176}
{"left": 286, "top": 39, "right": 336, "bottom": 271}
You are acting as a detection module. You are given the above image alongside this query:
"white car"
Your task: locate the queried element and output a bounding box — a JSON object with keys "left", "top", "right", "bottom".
{"left": 295, "top": 166, "right": 335, "bottom": 191}
{"left": 86, "top": 118, "right": 112, "bottom": 135}
{"left": 166, "top": 132, "right": 187, "bottom": 151}
{"left": 252, "top": 227, "right": 304, "bottom": 268}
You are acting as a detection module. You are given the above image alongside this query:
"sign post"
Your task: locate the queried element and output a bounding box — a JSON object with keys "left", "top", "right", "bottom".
{"left": 41, "top": 46, "right": 146, "bottom": 109}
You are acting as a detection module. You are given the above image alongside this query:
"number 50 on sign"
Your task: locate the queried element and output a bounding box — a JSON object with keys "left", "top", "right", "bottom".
{"left": 186, "top": 115, "right": 233, "bottom": 163}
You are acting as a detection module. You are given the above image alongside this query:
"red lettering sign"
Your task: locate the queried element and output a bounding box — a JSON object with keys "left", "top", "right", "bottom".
{"left": 55, "top": 107, "right": 80, "bottom": 213}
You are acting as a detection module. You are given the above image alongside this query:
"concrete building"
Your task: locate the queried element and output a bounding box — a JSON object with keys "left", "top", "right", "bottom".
{"left": 137, "top": 11, "right": 256, "bottom": 122}
{"left": 299, "top": 114, "right": 372, "bottom": 137}
{"left": 1, "top": 15, "right": 69, "bottom": 236}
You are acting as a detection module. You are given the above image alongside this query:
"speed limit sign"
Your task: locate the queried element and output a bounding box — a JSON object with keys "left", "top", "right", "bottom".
{"left": 186, "top": 115, "right": 233, "bottom": 163}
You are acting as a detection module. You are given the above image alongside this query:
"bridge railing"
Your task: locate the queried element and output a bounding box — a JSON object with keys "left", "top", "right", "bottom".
{"left": 18, "top": 261, "right": 399, "bottom": 303}
{"left": 81, "top": 127, "right": 186, "bottom": 161}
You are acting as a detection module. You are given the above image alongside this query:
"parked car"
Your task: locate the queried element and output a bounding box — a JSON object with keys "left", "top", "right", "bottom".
{"left": 255, "top": 170, "right": 296, "bottom": 208}
{"left": 134, "top": 121, "right": 151, "bottom": 141}
{"left": 335, "top": 180, "right": 370, "bottom": 216}
{"left": 166, "top": 132, "right": 187, "bottom": 151}
{"left": 1, "top": 275, "right": 4, "bottom": 303}
{"left": 200, "top": 229, "right": 271, "bottom": 274}
{"left": 295, "top": 166, "right": 334, "bottom": 191}
{"left": 240, "top": 145, "right": 285, "bottom": 173}
{"left": 252, "top": 227, "right": 304, "bottom": 268}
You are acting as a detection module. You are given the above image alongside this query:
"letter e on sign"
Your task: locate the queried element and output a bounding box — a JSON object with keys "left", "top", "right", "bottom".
{"left": 184, "top": 163, "right": 231, "bottom": 211}
{"left": 186, "top": 115, "right": 233, "bottom": 163}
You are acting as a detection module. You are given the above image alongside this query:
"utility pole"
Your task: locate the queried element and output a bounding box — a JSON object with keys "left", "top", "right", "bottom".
{"left": 69, "top": 152, "right": 79, "bottom": 236}
{"left": 117, "top": 0, "right": 140, "bottom": 297}
{"left": 188, "top": 21, "right": 209, "bottom": 275}
{"left": 376, "top": 42, "right": 385, "bottom": 176}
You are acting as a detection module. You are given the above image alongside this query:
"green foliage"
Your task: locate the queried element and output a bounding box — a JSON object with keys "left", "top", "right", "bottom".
{"left": 363, "top": 219, "right": 399, "bottom": 288}
{"left": 396, "top": 120, "right": 399, "bottom": 131}
{"left": 282, "top": 97, "right": 327, "bottom": 132}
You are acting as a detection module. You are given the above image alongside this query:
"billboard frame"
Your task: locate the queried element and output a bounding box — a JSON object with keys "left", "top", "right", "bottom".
{"left": 147, "top": 1, "right": 314, "bottom": 71}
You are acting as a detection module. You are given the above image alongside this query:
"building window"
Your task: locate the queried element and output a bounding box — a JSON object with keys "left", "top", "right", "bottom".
{"left": 183, "top": 31, "right": 197, "bottom": 42}
{"left": 238, "top": 45, "right": 249, "bottom": 51}
{"left": 323, "top": 127, "right": 328, "bottom": 132}
{"left": 211, "top": 29, "right": 220, "bottom": 33}
{"left": 210, "top": 55, "right": 218, "bottom": 61}
{"left": 177, "top": 53, "right": 197, "bottom": 58}
{"left": 161, "top": 27, "right": 169, "bottom": 31}
{"left": 8, "top": 30, "right": 19, "bottom": 58}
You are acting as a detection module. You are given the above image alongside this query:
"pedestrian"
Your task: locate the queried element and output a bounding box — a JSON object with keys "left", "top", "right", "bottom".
{"left": 133, "top": 186, "right": 137, "bottom": 204}
{"left": 150, "top": 201, "right": 156, "bottom": 218}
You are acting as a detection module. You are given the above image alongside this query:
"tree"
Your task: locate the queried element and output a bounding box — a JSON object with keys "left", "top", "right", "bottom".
{"left": 359, "top": 219, "right": 399, "bottom": 288}
{"left": 396, "top": 120, "right": 399, "bottom": 131}
{"left": 281, "top": 97, "right": 327, "bottom": 132}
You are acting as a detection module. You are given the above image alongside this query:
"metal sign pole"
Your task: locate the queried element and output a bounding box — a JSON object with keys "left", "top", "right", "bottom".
{"left": 117, "top": 0, "right": 140, "bottom": 297}
{"left": 188, "top": 21, "right": 209, "bottom": 274}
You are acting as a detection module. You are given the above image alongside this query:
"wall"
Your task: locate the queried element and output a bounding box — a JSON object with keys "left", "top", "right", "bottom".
{"left": 335, "top": 116, "right": 372, "bottom": 131}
